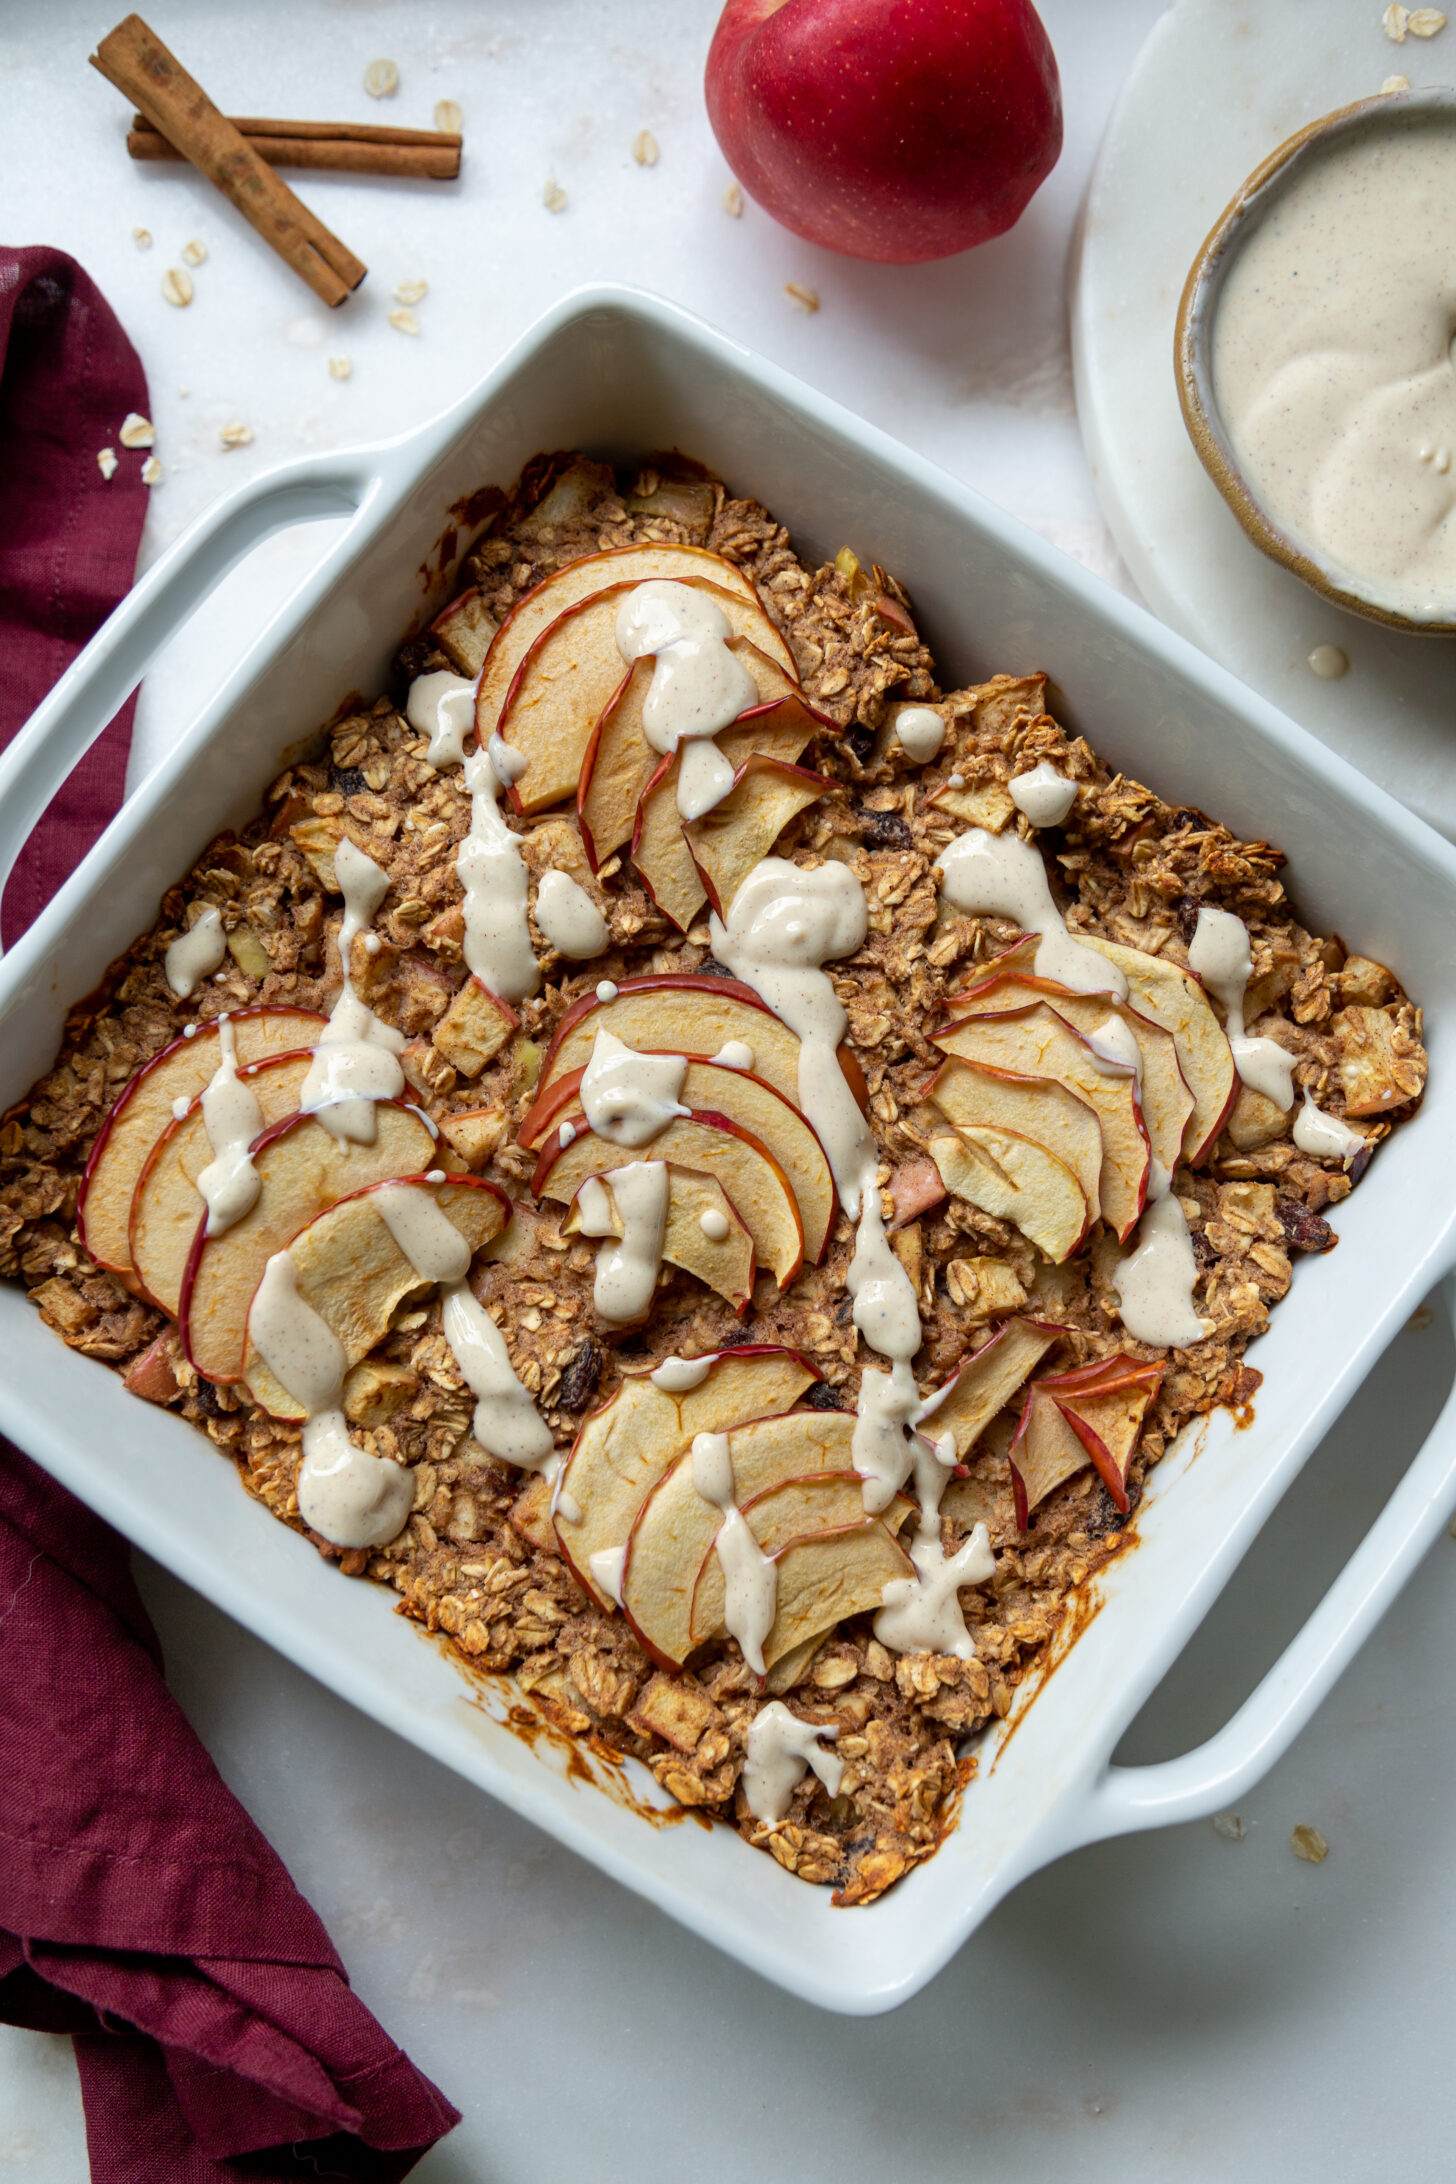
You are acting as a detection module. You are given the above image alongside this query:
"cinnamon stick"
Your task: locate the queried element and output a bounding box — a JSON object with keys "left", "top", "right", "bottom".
{"left": 90, "top": 16, "right": 366, "bottom": 307}
{"left": 129, "top": 115, "right": 462, "bottom": 181}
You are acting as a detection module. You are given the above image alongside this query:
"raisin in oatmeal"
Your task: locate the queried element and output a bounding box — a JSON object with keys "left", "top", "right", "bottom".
{"left": 2, "top": 452, "right": 1427, "bottom": 1907}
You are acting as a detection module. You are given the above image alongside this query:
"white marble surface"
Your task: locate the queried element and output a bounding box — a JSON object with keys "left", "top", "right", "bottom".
{"left": 4, "top": 3, "right": 1456, "bottom": 2176}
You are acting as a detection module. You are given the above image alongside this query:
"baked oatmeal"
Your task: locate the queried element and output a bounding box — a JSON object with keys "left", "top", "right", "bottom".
{"left": 2, "top": 452, "right": 1427, "bottom": 1905}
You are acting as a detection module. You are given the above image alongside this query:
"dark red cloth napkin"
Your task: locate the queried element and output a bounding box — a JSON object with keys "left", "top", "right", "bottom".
{"left": 0, "top": 249, "right": 459, "bottom": 2179}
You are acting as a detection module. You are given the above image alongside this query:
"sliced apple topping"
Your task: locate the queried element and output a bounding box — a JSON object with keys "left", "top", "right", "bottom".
{"left": 130, "top": 1052, "right": 318, "bottom": 1316}
{"left": 534, "top": 1110, "right": 805, "bottom": 1288}
{"left": 1078, "top": 937, "right": 1237, "bottom": 1164}
{"left": 243, "top": 1175, "right": 509, "bottom": 1419}
{"left": 563, "top": 1164, "right": 756, "bottom": 1314}
{"left": 77, "top": 1007, "right": 327, "bottom": 1278}
{"left": 921, "top": 1316, "right": 1062, "bottom": 1456}
{"left": 689, "top": 1471, "right": 912, "bottom": 1646}
{"left": 583, "top": 640, "right": 825, "bottom": 871}
{"left": 621, "top": 1409, "right": 858, "bottom": 1670}
{"left": 948, "top": 972, "right": 1194, "bottom": 1187}
{"left": 476, "top": 543, "right": 765, "bottom": 758}
{"left": 759, "top": 1522, "right": 916, "bottom": 1674}
{"left": 180, "top": 1103, "right": 437, "bottom": 1383}
{"left": 927, "top": 1124, "right": 1090, "bottom": 1264}
{"left": 1009, "top": 1355, "right": 1165, "bottom": 1530}
{"left": 924, "top": 1053, "right": 1103, "bottom": 1223}
{"left": 684, "top": 757, "right": 833, "bottom": 920}
{"left": 935, "top": 1002, "right": 1151, "bottom": 1240}
{"left": 500, "top": 583, "right": 796, "bottom": 816}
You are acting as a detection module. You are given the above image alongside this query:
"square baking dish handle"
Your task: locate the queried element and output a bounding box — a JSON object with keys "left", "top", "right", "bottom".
{"left": 0, "top": 450, "right": 387, "bottom": 930}
{"left": 1066, "top": 1274, "right": 1456, "bottom": 1848}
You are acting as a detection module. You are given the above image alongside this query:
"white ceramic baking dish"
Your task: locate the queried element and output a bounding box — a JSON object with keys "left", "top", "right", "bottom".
{"left": 2, "top": 287, "right": 1455, "bottom": 2017}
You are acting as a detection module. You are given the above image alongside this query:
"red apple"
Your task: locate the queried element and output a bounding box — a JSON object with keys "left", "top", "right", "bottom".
{"left": 704, "top": 0, "right": 1062, "bottom": 264}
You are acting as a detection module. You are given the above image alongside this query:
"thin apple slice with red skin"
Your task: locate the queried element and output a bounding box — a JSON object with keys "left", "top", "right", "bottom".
{"left": 925, "top": 1054, "right": 1103, "bottom": 1223}
{"left": 501, "top": 583, "right": 796, "bottom": 816}
{"left": 180, "top": 1102, "right": 436, "bottom": 1383}
{"left": 944, "top": 973, "right": 1194, "bottom": 1187}
{"left": 244, "top": 1174, "right": 509, "bottom": 1419}
{"left": 689, "top": 1471, "right": 914, "bottom": 1646}
{"left": 531, "top": 1060, "right": 835, "bottom": 1263}
{"left": 760, "top": 1521, "right": 916, "bottom": 1674}
{"left": 919, "top": 1316, "right": 1063, "bottom": 1457}
{"left": 632, "top": 748, "right": 710, "bottom": 932}
{"left": 526, "top": 974, "right": 869, "bottom": 1133}
{"left": 1079, "top": 936, "right": 1238, "bottom": 1164}
{"left": 77, "top": 1006, "right": 328, "bottom": 1278}
{"left": 563, "top": 1163, "right": 756, "bottom": 1315}
{"left": 553, "top": 1346, "right": 819, "bottom": 1609}
{"left": 533, "top": 1109, "right": 805, "bottom": 1288}
{"left": 683, "top": 757, "right": 833, "bottom": 920}
{"left": 476, "top": 543, "right": 765, "bottom": 754}
{"left": 935, "top": 1003, "right": 1150, "bottom": 1240}
{"left": 579, "top": 637, "right": 826, "bottom": 868}
{"left": 1009, "top": 1356, "right": 1164, "bottom": 1529}
{"left": 927, "top": 1124, "right": 1090, "bottom": 1264}
{"left": 129, "top": 1053, "right": 318, "bottom": 1316}
{"left": 621, "top": 1408, "right": 858, "bottom": 1670}
{"left": 429, "top": 585, "right": 497, "bottom": 676}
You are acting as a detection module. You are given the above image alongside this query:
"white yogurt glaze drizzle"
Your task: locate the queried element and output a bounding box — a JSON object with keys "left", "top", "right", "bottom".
{"left": 195, "top": 1016, "right": 264, "bottom": 1236}
{"left": 595, "top": 979, "right": 619, "bottom": 1004}
{"left": 248, "top": 1251, "right": 413, "bottom": 1549}
{"left": 1113, "top": 1193, "right": 1210, "bottom": 1349}
{"left": 580, "top": 1027, "right": 688, "bottom": 1147}
{"left": 1009, "top": 761, "right": 1077, "bottom": 828}
{"left": 301, "top": 838, "right": 407, "bottom": 1144}
{"left": 164, "top": 906, "right": 226, "bottom": 999}
{"left": 650, "top": 1353, "right": 715, "bottom": 1393}
{"left": 407, "top": 668, "right": 477, "bottom": 769}
{"left": 372, "top": 1181, "right": 471, "bottom": 1284}
{"left": 1293, "top": 1091, "right": 1368, "bottom": 1164}
{"left": 893, "top": 706, "right": 946, "bottom": 763}
{"left": 699, "top": 1206, "right": 731, "bottom": 1241}
{"left": 535, "top": 870, "right": 609, "bottom": 959}
{"left": 458, "top": 744, "right": 541, "bottom": 1005}
{"left": 692, "top": 1430, "right": 777, "bottom": 1677}
{"left": 589, "top": 1544, "right": 628, "bottom": 1608}
{"left": 742, "top": 1701, "right": 843, "bottom": 1825}
{"left": 1187, "top": 905, "right": 1296, "bottom": 1110}
{"left": 616, "top": 580, "right": 760, "bottom": 820}
{"left": 935, "top": 828, "right": 1127, "bottom": 998}
{"left": 573, "top": 1163, "right": 669, "bottom": 1322}
{"left": 709, "top": 1039, "right": 755, "bottom": 1071}
{"left": 441, "top": 1280, "right": 556, "bottom": 1473}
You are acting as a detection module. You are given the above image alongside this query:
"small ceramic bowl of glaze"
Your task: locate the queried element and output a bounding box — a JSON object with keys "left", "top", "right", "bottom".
{"left": 1175, "top": 87, "right": 1456, "bottom": 636}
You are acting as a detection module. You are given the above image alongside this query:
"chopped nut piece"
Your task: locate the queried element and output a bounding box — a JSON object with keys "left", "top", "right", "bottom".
{"left": 219, "top": 422, "right": 254, "bottom": 450}
{"left": 388, "top": 308, "right": 420, "bottom": 337}
{"left": 364, "top": 58, "right": 399, "bottom": 97}
{"left": 181, "top": 239, "right": 207, "bottom": 267}
{"left": 785, "top": 281, "right": 820, "bottom": 312}
{"left": 96, "top": 448, "right": 118, "bottom": 481}
{"left": 161, "top": 267, "right": 194, "bottom": 308}
{"left": 118, "top": 412, "right": 154, "bottom": 449}
{"left": 1291, "top": 1823, "right": 1329, "bottom": 1864}
{"left": 632, "top": 129, "right": 660, "bottom": 166}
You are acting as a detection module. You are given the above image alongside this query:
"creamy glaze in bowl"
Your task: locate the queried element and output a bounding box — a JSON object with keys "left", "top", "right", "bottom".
{"left": 1176, "top": 88, "right": 1456, "bottom": 635}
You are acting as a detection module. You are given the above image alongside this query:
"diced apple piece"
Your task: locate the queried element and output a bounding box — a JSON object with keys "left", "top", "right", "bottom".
{"left": 502, "top": 583, "right": 797, "bottom": 816}
{"left": 1334, "top": 1004, "right": 1427, "bottom": 1117}
{"left": 130, "top": 1053, "right": 318, "bottom": 1316}
{"left": 431, "top": 976, "right": 519, "bottom": 1078}
{"left": 761, "top": 1522, "right": 916, "bottom": 1672}
{"left": 180, "top": 1103, "right": 437, "bottom": 1383}
{"left": 928, "top": 776, "right": 1015, "bottom": 831}
{"left": 77, "top": 1007, "right": 327, "bottom": 1277}
{"left": 925, "top": 1053, "right": 1103, "bottom": 1222}
{"left": 564, "top": 1163, "right": 756, "bottom": 1314}
{"left": 935, "top": 1003, "right": 1150, "bottom": 1240}
{"left": 437, "top": 1107, "right": 507, "bottom": 1169}
{"left": 579, "top": 635, "right": 823, "bottom": 867}
{"left": 532, "top": 1058, "right": 835, "bottom": 1264}
{"left": 242, "top": 1173, "right": 508, "bottom": 1419}
{"left": 927, "top": 1125, "right": 1090, "bottom": 1265}
{"left": 626, "top": 1673, "right": 724, "bottom": 1754}
{"left": 685, "top": 758, "right": 833, "bottom": 919}
{"left": 920, "top": 1316, "right": 1061, "bottom": 1457}
{"left": 1079, "top": 936, "right": 1237, "bottom": 1164}
{"left": 622, "top": 1409, "right": 858, "bottom": 1669}
{"left": 534, "top": 1110, "right": 805, "bottom": 1287}
{"left": 690, "top": 1471, "right": 912, "bottom": 1645}
{"left": 949, "top": 973, "right": 1193, "bottom": 1187}
{"left": 476, "top": 543, "right": 765, "bottom": 753}
{"left": 430, "top": 585, "right": 498, "bottom": 676}
{"left": 940, "top": 1413, "right": 1020, "bottom": 1543}
{"left": 1008, "top": 1355, "right": 1163, "bottom": 1529}
{"left": 889, "top": 1154, "right": 946, "bottom": 1227}
{"left": 555, "top": 1346, "right": 819, "bottom": 1608}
